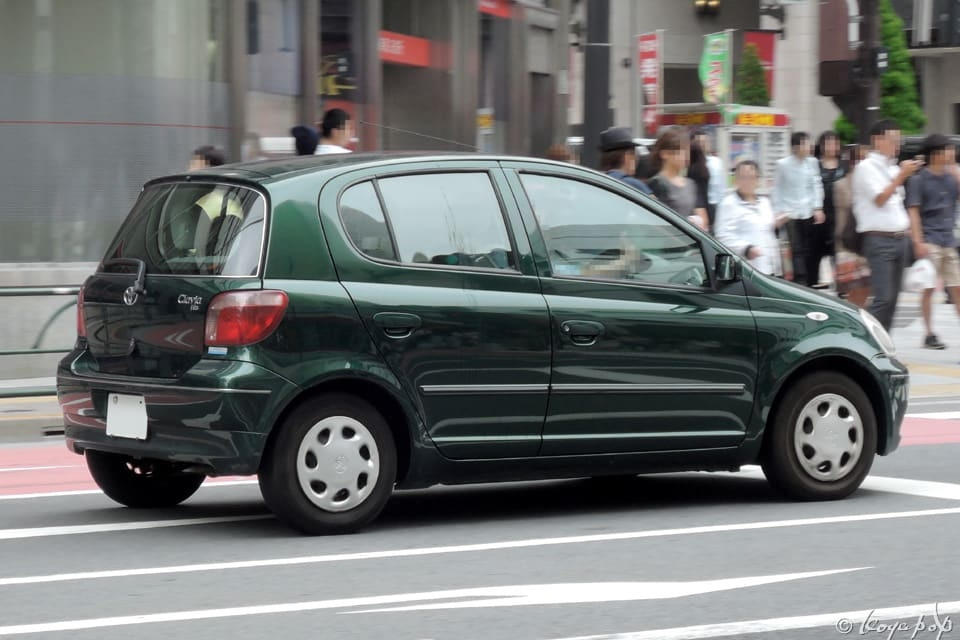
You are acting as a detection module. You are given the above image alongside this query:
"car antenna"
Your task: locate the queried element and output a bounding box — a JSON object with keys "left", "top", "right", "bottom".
{"left": 358, "top": 121, "right": 479, "bottom": 150}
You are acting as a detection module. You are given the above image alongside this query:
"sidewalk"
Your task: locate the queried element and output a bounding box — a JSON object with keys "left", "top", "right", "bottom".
{"left": 889, "top": 291, "right": 960, "bottom": 397}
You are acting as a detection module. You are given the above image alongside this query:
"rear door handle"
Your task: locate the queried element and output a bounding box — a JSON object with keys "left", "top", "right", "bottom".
{"left": 560, "top": 320, "right": 605, "bottom": 346}
{"left": 373, "top": 312, "right": 422, "bottom": 339}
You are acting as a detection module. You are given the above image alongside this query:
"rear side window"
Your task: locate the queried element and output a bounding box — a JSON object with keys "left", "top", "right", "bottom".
{"left": 103, "top": 183, "right": 267, "bottom": 276}
{"left": 376, "top": 173, "right": 516, "bottom": 270}
{"left": 340, "top": 182, "right": 398, "bottom": 261}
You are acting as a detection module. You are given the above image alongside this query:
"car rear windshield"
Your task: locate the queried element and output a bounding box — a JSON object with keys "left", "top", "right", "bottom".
{"left": 102, "top": 182, "right": 267, "bottom": 277}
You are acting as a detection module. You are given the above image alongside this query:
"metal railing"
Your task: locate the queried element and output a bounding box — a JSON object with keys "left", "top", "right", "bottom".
{"left": 0, "top": 285, "right": 80, "bottom": 398}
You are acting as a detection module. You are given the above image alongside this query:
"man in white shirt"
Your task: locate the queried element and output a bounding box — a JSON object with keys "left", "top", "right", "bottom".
{"left": 852, "top": 119, "right": 922, "bottom": 331}
{"left": 773, "top": 132, "right": 825, "bottom": 287}
{"left": 315, "top": 108, "right": 353, "bottom": 155}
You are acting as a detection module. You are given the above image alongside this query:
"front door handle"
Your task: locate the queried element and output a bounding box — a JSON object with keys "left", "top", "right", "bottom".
{"left": 560, "top": 320, "right": 605, "bottom": 346}
{"left": 373, "top": 312, "right": 422, "bottom": 339}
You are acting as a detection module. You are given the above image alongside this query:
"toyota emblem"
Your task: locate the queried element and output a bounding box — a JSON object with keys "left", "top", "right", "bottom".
{"left": 123, "top": 286, "right": 139, "bottom": 306}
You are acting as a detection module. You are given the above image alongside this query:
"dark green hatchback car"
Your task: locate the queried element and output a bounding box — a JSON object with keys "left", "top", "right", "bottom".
{"left": 57, "top": 153, "right": 909, "bottom": 535}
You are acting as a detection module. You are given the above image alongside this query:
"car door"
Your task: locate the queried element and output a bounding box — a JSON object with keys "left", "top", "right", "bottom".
{"left": 319, "top": 162, "right": 551, "bottom": 460}
{"left": 503, "top": 166, "right": 759, "bottom": 456}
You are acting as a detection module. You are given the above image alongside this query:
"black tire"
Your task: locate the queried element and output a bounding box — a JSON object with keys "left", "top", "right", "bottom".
{"left": 85, "top": 450, "right": 205, "bottom": 508}
{"left": 258, "top": 393, "right": 397, "bottom": 535}
{"left": 761, "top": 372, "right": 877, "bottom": 500}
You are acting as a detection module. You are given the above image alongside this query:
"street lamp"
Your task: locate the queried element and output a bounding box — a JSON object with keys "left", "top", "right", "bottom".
{"left": 694, "top": 0, "right": 720, "bottom": 17}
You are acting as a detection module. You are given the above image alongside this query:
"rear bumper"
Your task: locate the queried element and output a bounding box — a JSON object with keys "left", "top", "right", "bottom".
{"left": 57, "top": 350, "right": 297, "bottom": 475}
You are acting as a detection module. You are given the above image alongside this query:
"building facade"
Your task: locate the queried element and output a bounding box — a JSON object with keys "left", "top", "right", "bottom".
{"left": 0, "top": 0, "right": 571, "bottom": 265}
{"left": 893, "top": 0, "right": 960, "bottom": 134}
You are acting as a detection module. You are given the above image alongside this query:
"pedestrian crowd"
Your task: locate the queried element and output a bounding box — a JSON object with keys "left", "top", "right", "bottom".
{"left": 591, "top": 121, "right": 960, "bottom": 350}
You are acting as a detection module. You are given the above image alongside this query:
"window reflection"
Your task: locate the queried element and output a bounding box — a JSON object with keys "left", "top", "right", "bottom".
{"left": 377, "top": 173, "right": 516, "bottom": 270}
{"left": 520, "top": 174, "right": 708, "bottom": 287}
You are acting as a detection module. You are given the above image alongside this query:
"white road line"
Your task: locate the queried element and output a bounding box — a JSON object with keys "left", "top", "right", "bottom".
{"left": 906, "top": 411, "right": 960, "bottom": 420}
{"left": 554, "top": 600, "right": 960, "bottom": 640}
{"left": 0, "top": 571, "right": 871, "bottom": 636}
{"left": 0, "top": 479, "right": 257, "bottom": 501}
{"left": 737, "top": 466, "right": 960, "bottom": 501}
{"left": 0, "top": 515, "right": 271, "bottom": 541}
{"left": 0, "top": 465, "right": 79, "bottom": 473}
{"left": 2, "top": 506, "right": 959, "bottom": 586}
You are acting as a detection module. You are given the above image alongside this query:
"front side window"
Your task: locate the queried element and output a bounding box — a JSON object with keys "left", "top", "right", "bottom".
{"left": 103, "top": 183, "right": 266, "bottom": 277}
{"left": 520, "top": 174, "right": 708, "bottom": 287}
{"left": 376, "top": 173, "right": 516, "bottom": 270}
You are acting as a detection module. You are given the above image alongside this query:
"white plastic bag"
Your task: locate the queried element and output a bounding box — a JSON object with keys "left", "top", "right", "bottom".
{"left": 902, "top": 258, "right": 937, "bottom": 292}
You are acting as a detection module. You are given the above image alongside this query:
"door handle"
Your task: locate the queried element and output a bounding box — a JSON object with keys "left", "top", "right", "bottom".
{"left": 373, "top": 312, "right": 422, "bottom": 339}
{"left": 560, "top": 320, "right": 605, "bottom": 346}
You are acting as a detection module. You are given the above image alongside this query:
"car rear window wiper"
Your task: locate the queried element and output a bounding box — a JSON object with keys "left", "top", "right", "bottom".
{"left": 103, "top": 258, "right": 147, "bottom": 296}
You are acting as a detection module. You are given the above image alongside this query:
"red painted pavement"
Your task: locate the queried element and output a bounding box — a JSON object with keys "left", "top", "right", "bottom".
{"left": 0, "top": 445, "right": 250, "bottom": 497}
{"left": 1, "top": 417, "right": 958, "bottom": 497}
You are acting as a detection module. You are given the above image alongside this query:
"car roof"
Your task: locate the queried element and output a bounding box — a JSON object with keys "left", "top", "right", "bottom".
{"left": 150, "top": 152, "right": 580, "bottom": 186}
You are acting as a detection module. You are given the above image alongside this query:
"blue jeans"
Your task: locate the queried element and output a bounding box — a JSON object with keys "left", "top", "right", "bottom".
{"left": 862, "top": 234, "right": 910, "bottom": 331}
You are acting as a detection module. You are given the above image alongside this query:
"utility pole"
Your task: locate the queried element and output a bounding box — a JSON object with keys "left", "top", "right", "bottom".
{"left": 581, "top": 0, "right": 611, "bottom": 170}
{"left": 857, "top": 0, "right": 881, "bottom": 143}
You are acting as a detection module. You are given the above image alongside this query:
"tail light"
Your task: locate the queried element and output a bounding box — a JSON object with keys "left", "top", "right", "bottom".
{"left": 76, "top": 288, "right": 86, "bottom": 338}
{"left": 204, "top": 290, "right": 289, "bottom": 347}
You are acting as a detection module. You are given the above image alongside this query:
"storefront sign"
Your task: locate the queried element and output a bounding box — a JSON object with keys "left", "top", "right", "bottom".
{"left": 479, "top": 0, "right": 512, "bottom": 19}
{"left": 744, "top": 30, "right": 777, "bottom": 100}
{"left": 379, "top": 30, "right": 431, "bottom": 67}
{"left": 734, "top": 112, "right": 790, "bottom": 127}
{"left": 476, "top": 109, "right": 494, "bottom": 133}
{"left": 637, "top": 31, "right": 663, "bottom": 137}
{"left": 659, "top": 112, "right": 723, "bottom": 126}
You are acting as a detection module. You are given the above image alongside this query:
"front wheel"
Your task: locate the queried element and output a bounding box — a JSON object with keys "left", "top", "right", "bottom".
{"left": 85, "top": 450, "right": 205, "bottom": 508}
{"left": 259, "top": 393, "right": 397, "bottom": 535}
{"left": 761, "top": 372, "right": 877, "bottom": 500}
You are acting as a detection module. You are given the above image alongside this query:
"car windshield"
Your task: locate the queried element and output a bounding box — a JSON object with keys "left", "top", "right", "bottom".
{"left": 101, "top": 183, "right": 267, "bottom": 277}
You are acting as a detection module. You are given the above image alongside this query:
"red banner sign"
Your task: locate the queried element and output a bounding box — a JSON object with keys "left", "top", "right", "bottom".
{"left": 637, "top": 32, "right": 662, "bottom": 137}
{"left": 379, "top": 30, "right": 431, "bottom": 67}
{"left": 744, "top": 30, "right": 777, "bottom": 100}
{"left": 479, "top": 0, "right": 511, "bottom": 19}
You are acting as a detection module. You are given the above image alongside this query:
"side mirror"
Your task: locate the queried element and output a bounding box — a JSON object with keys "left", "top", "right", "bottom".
{"left": 715, "top": 253, "right": 740, "bottom": 283}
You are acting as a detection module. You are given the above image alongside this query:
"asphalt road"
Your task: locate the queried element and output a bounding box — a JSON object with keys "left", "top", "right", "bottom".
{"left": 0, "top": 399, "right": 958, "bottom": 640}
{"left": 0, "top": 295, "right": 957, "bottom": 639}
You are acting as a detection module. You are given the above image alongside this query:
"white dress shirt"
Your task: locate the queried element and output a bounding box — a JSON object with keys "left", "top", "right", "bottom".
{"left": 714, "top": 191, "right": 782, "bottom": 276}
{"left": 706, "top": 154, "right": 726, "bottom": 205}
{"left": 851, "top": 151, "right": 910, "bottom": 233}
{"left": 772, "top": 155, "right": 824, "bottom": 220}
{"left": 315, "top": 144, "right": 352, "bottom": 155}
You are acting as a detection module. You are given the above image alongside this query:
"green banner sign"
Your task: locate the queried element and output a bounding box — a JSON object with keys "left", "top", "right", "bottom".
{"left": 699, "top": 32, "right": 731, "bottom": 104}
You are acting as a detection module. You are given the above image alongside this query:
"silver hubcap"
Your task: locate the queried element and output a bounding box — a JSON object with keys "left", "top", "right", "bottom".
{"left": 296, "top": 416, "right": 380, "bottom": 512}
{"left": 793, "top": 393, "right": 864, "bottom": 482}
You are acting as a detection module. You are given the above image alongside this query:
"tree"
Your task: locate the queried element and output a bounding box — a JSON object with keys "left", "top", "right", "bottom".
{"left": 835, "top": 0, "right": 925, "bottom": 143}
{"left": 735, "top": 43, "right": 770, "bottom": 106}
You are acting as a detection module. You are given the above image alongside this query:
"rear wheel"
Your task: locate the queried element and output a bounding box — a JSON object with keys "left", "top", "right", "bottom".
{"left": 259, "top": 393, "right": 397, "bottom": 535}
{"left": 761, "top": 372, "right": 877, "bottom": 500}
{"left": 85, "top": 450, "right": 205, "bottom": 508}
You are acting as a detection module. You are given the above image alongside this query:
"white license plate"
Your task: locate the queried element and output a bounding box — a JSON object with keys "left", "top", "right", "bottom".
{"left": 106, "top": 394, "right": 148, "bottom": 440}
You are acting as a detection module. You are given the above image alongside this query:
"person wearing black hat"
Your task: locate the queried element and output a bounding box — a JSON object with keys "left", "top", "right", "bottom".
{"left": 291, "top": 125, "right": 319, "bottom": 155}
{"left": 599, "top": 127, "right": 653, "bottom": 196}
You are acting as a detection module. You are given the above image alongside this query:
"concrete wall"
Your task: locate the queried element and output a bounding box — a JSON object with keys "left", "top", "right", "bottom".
{"left": 0, "top": 263, "right": 97, "bottom": 381}
{"left": 916, "top": 53, "right": 960, "bottom": 133}
{"left": 763, "top": 1, "right": 840, "bottom": 136}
